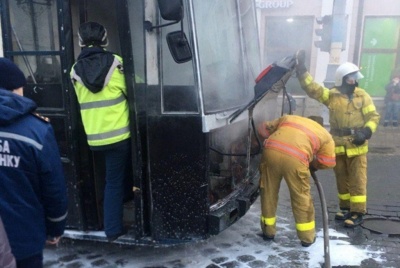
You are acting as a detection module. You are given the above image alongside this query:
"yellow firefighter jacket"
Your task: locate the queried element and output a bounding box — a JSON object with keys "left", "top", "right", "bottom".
{"left": 261, "top": 115, "right": 336, "bottom": 169}
{"left": 298, "top": 72, "right": 380, "bottom": 157}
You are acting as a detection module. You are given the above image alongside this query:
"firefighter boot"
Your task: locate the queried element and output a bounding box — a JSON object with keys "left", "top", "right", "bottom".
{"left": 335, "top": 210, "right": 350, "bottom": 220}
{"left": 344, "top": 213, "right": 364, "bottom": 227}
{"left": 258, "top": 233, "right": 275, "bottom": 241}
{"left": 262, "top": 234, "right": 275, "bottom": 241}
{"left": 301, "top": 237, "right": 316, "bottom": 247}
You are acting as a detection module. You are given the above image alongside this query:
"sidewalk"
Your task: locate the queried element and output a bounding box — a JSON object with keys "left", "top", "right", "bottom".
{"left": 369, "top": 124, "right": 400, "bottom": 154}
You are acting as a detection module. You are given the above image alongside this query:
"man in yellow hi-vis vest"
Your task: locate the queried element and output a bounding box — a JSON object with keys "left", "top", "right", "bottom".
{"left": 258, "top": 115, "right": 336, "bottom": 247}
{"left": 295, "top": 50, "right": 380, "bottom": 227}
{"left": 70, "top": 22, "right": 131, "bottom": 242}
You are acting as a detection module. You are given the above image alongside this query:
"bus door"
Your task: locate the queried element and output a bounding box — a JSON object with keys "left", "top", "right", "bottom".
{"left": 69, "top": 0, "right": 146, "bottom": 239}
{"left": 0, "top": 0, "right": 145, "bottom": 238}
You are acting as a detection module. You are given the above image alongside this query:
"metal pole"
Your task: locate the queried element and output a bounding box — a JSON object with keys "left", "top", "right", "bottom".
{"left": 311, "top": 171, "right": 331, "bottom": 268}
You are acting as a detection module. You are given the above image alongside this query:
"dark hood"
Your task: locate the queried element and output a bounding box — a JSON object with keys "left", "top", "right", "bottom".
{"left": 73, "top": 47, "right": 115, "bottom": 93}
{"left": 0, "top": 88, "right": 37, "bottom": 125}
{"left": 338, "top": 80, "right": 358, "bottom": 99}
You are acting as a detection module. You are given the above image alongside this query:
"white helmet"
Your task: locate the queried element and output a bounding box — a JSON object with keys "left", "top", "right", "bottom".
{"left": 334, "top": 62, "right": 364, "bottom": 87}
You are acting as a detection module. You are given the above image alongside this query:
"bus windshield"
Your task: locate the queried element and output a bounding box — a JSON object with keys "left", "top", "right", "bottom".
{"left": 193, "top": 0, "right": 260, "bottom": 114}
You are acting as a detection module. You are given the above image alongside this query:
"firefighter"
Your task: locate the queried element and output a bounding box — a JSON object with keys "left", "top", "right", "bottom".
{"left": 70, "top": 22, "right": 131, "bottom": 241}
{"left": 257, "top": 115, "right": 336, "bottom": 247}
{"left": 295, "top": 50, "right": 380, "bottom": 227}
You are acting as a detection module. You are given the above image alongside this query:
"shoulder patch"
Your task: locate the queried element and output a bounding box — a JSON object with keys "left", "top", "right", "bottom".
{"left": 31, "top": 112, "right": 50, "bottom": 123}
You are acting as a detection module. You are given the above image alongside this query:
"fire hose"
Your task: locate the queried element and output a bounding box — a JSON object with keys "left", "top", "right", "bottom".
{"left": 310, "top": 170, "right": 331, "bottom": 268}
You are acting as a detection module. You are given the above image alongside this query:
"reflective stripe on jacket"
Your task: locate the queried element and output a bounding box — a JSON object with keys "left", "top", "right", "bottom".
{"left": 71, "top": 54, "right": 130, "bottom": 147}
{"left": 262, "top": 115, "right": 336, "bottom": 169}
{"left": 299, "top": 72, "right": 380, "bottom": 157}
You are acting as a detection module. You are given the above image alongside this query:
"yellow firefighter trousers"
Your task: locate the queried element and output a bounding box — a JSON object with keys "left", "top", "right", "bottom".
{"left": 333, "top": 154, "right": 367, "bottom": 214}
{"left": 259, "top": 149, "right": 315, "bottom": 243}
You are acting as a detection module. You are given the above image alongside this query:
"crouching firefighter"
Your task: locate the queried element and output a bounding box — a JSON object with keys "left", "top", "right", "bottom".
{"left": 257, "top": 115, "right": 336, "bottom": 247}
{"left": 295, "top": 50, "right": 380, "bottom": 227}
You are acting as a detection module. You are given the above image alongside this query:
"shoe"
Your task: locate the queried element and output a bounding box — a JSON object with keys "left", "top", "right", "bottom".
{"left": 301, "top": 237, "right": 316, "bottom": 247}
{"left": 263, "top": 234, "right": 275, "bottom": 241}
{"left": 344, "top": 213, "right": 363, "bottom": 227}
{"left": 107, "top": 229, "right": 128, "bottom": 242}
{"left": 393, "top": 122, "right": 399, "bottom": 127}
{"left": 335, "top": 210, "right": 350, "bottom": 220}
{"left": 258, "top": 233, "right": 275, "bottom": 241}
{"left": 383, "top": 122, "right": 388, "bottom": 127}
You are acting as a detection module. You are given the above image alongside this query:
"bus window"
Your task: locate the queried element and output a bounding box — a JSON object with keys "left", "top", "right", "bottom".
{"left": 5, "top": 1, "right": 64, "bottom": 110}
{"left": 7, "top": 1, "right": 59, "bottom": 52}
{"left": 194, "top": 0, "right": 253, "bottom": 114}
{"left": 161, "top": 9, "right": 198, "bottom": 113}
{"left": 239, "top": 0, "right": 262, "bottom": 96}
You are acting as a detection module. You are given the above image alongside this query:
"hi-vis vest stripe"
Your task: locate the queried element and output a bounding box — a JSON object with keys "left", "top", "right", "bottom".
{"left": 80, "top": 95, "right": 126, "bottom": 110}
{"left": 86, "top": 126, "right": 130, "bottom": 141}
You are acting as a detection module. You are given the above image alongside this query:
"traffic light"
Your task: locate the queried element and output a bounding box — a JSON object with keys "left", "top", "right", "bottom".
{"left": 314, "top": 15, "right": 332, "bottom": 52}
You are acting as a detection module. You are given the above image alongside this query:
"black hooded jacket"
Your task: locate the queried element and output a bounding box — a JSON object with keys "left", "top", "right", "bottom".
{"left": 73, "top": 47, "right": 115, "bottom": 93}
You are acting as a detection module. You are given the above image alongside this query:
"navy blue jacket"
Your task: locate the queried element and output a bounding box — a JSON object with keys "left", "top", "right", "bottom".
{"left": 0, "top": 88, "right": 68, "bottom": 260}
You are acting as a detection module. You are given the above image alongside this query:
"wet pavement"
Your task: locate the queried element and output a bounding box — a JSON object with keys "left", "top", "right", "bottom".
{"left": 43, "top": 125, "right": 400, "bottom": 268}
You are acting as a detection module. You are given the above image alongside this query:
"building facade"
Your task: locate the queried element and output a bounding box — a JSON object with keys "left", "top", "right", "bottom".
{"left": 256, "top": 0, "right": 400, "bottom": 97}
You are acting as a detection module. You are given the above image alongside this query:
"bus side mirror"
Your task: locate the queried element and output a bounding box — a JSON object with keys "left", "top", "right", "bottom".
{"left": 158, "top": 0, "right": 183, "bottom": 21}
{"left": 144, "top": 0, "right": 183, "bottom": 31}
{"left": 166, "top": 31, "right": 192, "bottom": 63}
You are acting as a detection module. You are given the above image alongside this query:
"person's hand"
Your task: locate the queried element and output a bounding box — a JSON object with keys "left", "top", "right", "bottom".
{"left": 295, "top": 50, "right": 307, "bottom": 76}
{"left": 257, "top": 123, "right": 270, "bottom": 139}
{"left": 393, "top": 77, "right": 399, "bottom": 85}
{"left": 352, "top": 131, "right": 366, "bottom": 145}
{"left": 46, "top": 236, "right": 61, "bottom": 246}
{"left": 309, "top": 163, "right": 317, "bottom": 172}
{"left": 309, "top": 158, "right": 318, "bottom": 172}
{"left": 352, "top": 127, "right": 372, "bottom": 146}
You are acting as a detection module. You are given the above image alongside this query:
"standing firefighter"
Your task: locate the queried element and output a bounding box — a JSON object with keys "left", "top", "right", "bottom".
{"left": 257, "top": 115, "right": 336, "bottom": 247}
{"left": 295, "top": 50, "right": 380, "bottom": 227}
{"left": 70, "top": 22, "right": 131, "bottom": 241}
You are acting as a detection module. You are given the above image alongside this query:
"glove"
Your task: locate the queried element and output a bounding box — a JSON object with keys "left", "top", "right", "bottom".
{"left": 309, "top": 164, "right": 317, "bottom": 172}
{"left": 309, "top": 159, "right": 318, "bottom": 172}
{"left": 295, "top": 49, "right": 307, "bottom": 76}
{"left": 352, "top": 127, "right": 372, "bottom": 145}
